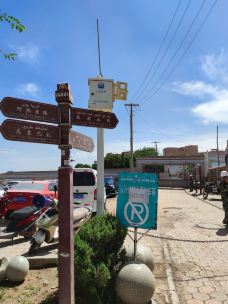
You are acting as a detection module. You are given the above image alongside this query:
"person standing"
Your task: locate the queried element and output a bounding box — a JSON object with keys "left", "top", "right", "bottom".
{"left": 220, "top": 171, "right": 228, "bottom": 225}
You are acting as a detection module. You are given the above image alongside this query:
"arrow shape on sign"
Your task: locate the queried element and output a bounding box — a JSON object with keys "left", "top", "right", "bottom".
{"left": 0, "top": 119, "right": 59, "bottom": 145}
{"left": 0, "top": 97, "right": 58, "bottom": 124}
{"left": 71, "top": 108, "right": 118, "bottom": 129}
{"left": 69, "top": 130, "right": 94, "bottom": 152}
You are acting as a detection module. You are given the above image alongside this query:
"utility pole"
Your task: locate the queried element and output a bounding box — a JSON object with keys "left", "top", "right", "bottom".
{"left": 125, "top": 103, "right": 139, "bottom": 171}
{"left": 152, "top": 141, "right": 160, "bottom": 155}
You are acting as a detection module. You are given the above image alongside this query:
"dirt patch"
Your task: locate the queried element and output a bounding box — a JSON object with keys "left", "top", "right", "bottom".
{"left": 0, "top": 267, "right": 58, "bottom": 304}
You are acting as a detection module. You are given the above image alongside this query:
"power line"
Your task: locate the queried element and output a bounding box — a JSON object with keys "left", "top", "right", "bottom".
{"left": 138, "top": 0, "right": 207, "bottom": 104}
{"left": 137, "top": 0, "right": 192, "bottom": 102}
{"left": 140, "top": 0, "right": 218, "bottom": 105}
{"left": 131, "top": 0, "right": 183, "bottom": 101}
{"left": 134, "top": 111, "right": 228, "bottom": 145}
{"left": 96, "top": 18, "right": 103, "bottom": 77}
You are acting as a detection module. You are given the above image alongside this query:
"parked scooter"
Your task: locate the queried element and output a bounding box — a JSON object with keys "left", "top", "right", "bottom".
{"left": 0, "top": 197, "right": 10, "bottom": 219}
{"left": 28, "top": 200, "right": 92, "bottom": 254}
{"left": 0, "top": 194, "right": 53, "bottom": 240}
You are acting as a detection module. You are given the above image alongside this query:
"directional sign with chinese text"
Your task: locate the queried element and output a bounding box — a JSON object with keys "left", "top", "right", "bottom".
{"left": 0, "top": 97, "right": 59, "bottom": 124}
{"left": 71, "top": 107, "right": 118, "bottom": 129}
{"left": 116, "top": 172, "right": 158, "bottom": 229}
{"left": 0, "top": 97, "right": 119, "bottom": 129}
{"left": 0, "top": 119, "right": 59, "bottom": 145}
{"left": 69, "top": 130, "right": 94, "bottom": 152}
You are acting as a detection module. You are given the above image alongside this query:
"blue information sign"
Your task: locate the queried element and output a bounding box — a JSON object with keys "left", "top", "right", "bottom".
{"left": 116, "top": 172, "right": 158, "bottom": 229}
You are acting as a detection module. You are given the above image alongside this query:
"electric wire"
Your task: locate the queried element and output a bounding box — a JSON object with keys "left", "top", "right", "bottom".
{"left": 135, "top": 110, "right": 228, "bottom": 149}
{"left": 140, "top": 0, "right": 218, "bottom": 105}
{"left": 138, "top": 0, "right": 207, "bottom": 104}
{"left": 96, "top": 19, "right": 103, "bottom": 77}
{"left": 135, "top": 0, "right": 192, "bottom": 103}
{"left": 131, "top": 0, "right": 183, "bottom": 101}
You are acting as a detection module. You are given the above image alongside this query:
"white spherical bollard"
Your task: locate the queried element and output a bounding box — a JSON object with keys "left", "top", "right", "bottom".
{"left": 5, "top": 256, "right": 29, "bottom": 283}
{"left": 116, "top": 263, "right": 155, "bottom": 304}
{"left": 125, "top": 244, "right": 155, "bottom": 272}
{"left": 0, "top": 257, "right": 10, "bottom": 283}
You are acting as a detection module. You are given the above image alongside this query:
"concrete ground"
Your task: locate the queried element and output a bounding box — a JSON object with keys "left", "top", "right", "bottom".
{"left": 155, "top": 189, "right": 228, "bottom": 304}
{"left": 0, "top": 230, "right": 58, "bottom": 268}
{"left": 107, "top": 189, "right": 228, "bottom": 303}
{"left": 1, "top": 190, "right": 228, "bottom": 304}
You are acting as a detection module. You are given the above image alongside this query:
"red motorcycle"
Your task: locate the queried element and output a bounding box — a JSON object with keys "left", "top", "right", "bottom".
{"left": 0, "top": 195, "right": 53, "bottom": 240}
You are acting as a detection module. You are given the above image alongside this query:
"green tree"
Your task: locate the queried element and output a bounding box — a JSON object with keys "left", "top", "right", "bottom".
{"left": 0, "top": 12, "right": 25, "bottom": 60}
{"left": 92, "top": 163, "right": 97, "bottom": 170}
{"left": 134, "top": 147, "right": 158, "bottom": 158}
{"left": 75, "top": 163, "right": 91, "bottom": 168}
{"left": 104, "top": 147, "right": 158, "bottom": 169}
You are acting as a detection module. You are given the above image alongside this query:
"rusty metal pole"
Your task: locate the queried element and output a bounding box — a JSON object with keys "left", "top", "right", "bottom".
{"left": 55, "top": 83, "right": 74, "bottom": 304}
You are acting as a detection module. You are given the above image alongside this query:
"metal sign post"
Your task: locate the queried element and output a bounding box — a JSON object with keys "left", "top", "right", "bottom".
{"left": 88, "top": 77, "right": 128, "bottom": 216}
{"left": 133, "top": 227, "right": 137, "bottom": 262}
{"left": 55, "top": 83, "right": 74, "bottom": 304}
{"left": 97, "top": 127, "right": 104, "bottom": 215}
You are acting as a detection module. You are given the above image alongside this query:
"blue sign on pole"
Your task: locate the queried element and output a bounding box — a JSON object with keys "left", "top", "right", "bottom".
{"left": 116, "top": 172, "right": 158, "bottom": 230}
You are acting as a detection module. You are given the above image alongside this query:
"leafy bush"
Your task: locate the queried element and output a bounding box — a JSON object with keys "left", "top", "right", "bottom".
{"left": 74, "top": 213, "right": 128, "bottom": 304}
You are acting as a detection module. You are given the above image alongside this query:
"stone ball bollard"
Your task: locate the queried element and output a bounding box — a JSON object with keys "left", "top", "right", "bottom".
{"left": 5, "top": 256, "right": 29, "bottom": 283}
{"left": 125, "top": 244, "right": 155, "bottom": 272}
{"left": 0, "top": 257, "right": 10, "bottom": 283}
{"left": 116, "top": 262, "right": 155, "bottom": 304}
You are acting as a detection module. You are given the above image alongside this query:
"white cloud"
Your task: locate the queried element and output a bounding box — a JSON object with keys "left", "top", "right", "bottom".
{"left": 17, "top": 83, "right": 40, "bottom": 97}
{"left": 15, "top": 45, "right": 40, "bottom": 64}
{"left": 172, "top": 81, "right": 220, "bottom": 98}
{"left": 192, "top": 91, "right": 228, "bottom": 124}
{"left": 201, "top": 49, "right": 228, "bottom": 84}
{"left": 172, "top": 49, "right": 228, "bottom": 124}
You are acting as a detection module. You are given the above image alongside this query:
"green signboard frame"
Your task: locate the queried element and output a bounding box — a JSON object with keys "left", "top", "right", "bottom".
{"left": 116, "top": 172, "right": 158, "bottom": 229}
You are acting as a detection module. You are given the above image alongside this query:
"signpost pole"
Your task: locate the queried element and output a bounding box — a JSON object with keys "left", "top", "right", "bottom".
{"left": 56, "top": 83, "right": 74, "bottom": 304}
{"left": 133, "top": 227, "right": 137, "bottom": 262}
{"left": 97, "top": 127, "right": 104, "bottom": 215}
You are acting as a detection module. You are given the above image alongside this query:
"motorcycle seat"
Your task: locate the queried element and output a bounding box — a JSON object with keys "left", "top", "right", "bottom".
{"left": 9, "top": 206, "right": 39, "bottom": 220}
{"left": 73, "top": 207, "right": 90, "bottom": 222}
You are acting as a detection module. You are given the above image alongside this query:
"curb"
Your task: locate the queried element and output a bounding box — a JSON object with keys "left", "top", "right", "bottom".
{"left": 0, "top": 254, "right": 58, "bottom": 269}
{"left": 162, "top": 241, "right": 180, "bottom": 304}
{"left": 27, "top": 255, "right": 58, "bottom": 269}
{"left": 184, "top": 189, "right": 223, "bottom": 210}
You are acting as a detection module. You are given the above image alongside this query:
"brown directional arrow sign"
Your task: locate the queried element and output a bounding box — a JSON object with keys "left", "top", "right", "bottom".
{"left": 71, "top": 107, "right": 118, "bottom": 129}
{"left": 0, "top": 97, "right": 119, "bottom": 129}
{"left": 0, "top": 97, "right": 58, "bottom": 124}
{"left": 0, "top": 119, "right": 59, "bottom": 145}
{"left": 69, "top": 130, "right": 94, "bottom": 152}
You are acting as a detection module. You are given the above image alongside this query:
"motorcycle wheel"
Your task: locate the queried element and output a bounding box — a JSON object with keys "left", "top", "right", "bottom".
{"left": 202, "top": 189, "right": 208, "bottom": 199}
{"left": 28, "top": 240, "right": 41, "bottom": 255}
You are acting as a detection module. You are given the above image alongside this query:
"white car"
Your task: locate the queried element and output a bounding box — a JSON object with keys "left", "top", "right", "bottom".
{"left": 72, "top": 168, "right": 106, "bottom": 214}
{"left": 0, "top": 184, "right": 6, "bottom": 198}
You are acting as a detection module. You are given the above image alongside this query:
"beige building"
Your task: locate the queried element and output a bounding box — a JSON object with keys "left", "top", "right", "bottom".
{"left": 163, "top": 145, "right": 198, "bottom": 157}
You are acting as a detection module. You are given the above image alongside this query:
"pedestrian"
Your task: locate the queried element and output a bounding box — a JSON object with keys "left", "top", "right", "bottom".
{"left": 220, "top": 171, "right": 228, "bottom": 225}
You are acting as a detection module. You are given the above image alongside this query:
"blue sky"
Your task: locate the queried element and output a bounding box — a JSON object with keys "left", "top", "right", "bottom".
{"left": 0, "top": 0, "right": 228, "bottom": 172}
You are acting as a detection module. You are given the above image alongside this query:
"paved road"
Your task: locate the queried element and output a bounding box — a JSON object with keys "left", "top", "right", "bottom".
{"left": 107, "top": 189, "right": 228, "bottom": 304}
